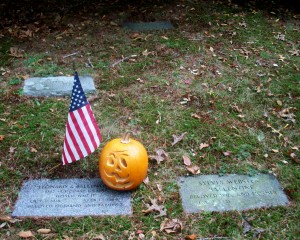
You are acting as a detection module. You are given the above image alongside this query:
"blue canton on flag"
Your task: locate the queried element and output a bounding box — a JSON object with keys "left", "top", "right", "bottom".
{"left": 62, "top": 72, "right": 102, "bottom": 165}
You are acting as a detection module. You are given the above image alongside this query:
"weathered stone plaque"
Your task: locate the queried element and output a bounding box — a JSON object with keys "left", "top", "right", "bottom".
{"left": 23, "top": 76, "right": 96, "bottom": 97}
{"left": 12, "top": 178, "right": 132, "bottom": 217}
{"left": 178, "top": 174, "right": 289, "bottom": 213}
{"left": 122, "top": 21, "right": 174, "bottom": 31}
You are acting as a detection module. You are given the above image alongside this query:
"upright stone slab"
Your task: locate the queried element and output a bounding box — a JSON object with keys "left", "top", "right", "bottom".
{"left": 23, "top": 76, "right": 96, "bottom": 97}
{"left": 12, "top": 178, "right": 132, "bottom": 217}
{"left": 122, "top": 21, "right": 174, "bottom": 31}
{"left": 178, "top": 174, "right": 289, "bottom": 213}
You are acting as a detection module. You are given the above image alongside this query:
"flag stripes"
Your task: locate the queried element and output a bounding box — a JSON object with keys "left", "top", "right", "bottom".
{"left": 62, "top": 104, "right": 101, "bottom": 165}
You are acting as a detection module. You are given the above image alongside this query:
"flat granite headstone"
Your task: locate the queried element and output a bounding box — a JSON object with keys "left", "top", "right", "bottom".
{"left": 23, "top": 76, "right": 96, "bottom": 97}
{"left": 122, "top": 21, "right": 174, "bottom": 31}
{"left": 178, "top": 174, "right": 289, "bottom": 213}
{"left": 12, "top": 178, "right": 131, "bottom": 217}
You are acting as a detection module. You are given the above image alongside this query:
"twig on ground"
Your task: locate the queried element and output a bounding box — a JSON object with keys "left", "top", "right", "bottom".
{"left": 63, "top": 51, "right": 80, "bottom": 58}
{"left": 87, "top": 58, "right": 94, "bottom": 68}
{"left": 110, "top": 54, "right": 138, "bottom": 68}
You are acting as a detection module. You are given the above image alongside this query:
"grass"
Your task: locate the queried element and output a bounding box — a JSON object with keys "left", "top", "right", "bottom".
{"left": 0, "top": 0, "right": 299, "bottom": 239}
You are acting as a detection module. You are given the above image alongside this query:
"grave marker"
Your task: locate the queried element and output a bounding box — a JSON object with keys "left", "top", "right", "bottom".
{"left": 178, "top": 174, "right": 289, "bottom": 213}
{"left": 23, "top": 76, "right": 96, "bottom": 97}
{"left": 122, "top": 21, "right": 174, "bottom": 31}
{"left": 12, "top": 178, "right": 132, "bottom": 217}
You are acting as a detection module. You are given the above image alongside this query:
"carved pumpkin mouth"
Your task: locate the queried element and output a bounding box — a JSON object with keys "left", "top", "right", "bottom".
{"left": 103, "top": 170, "right": 130, "bottom": 183}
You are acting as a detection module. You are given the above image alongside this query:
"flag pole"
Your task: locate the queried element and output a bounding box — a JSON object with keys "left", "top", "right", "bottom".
{"left": 72, "top": 61, "right": 76, "bottom": 73}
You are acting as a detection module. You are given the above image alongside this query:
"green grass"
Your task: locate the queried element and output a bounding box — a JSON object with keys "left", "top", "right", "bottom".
{"left": 0, "top": 0, "right": 299, "bottom": 239}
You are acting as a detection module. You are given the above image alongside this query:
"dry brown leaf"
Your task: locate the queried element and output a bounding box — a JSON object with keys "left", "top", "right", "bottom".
{"left": 30, "top": 147, "right": 38, "bottom": 153}
{"left": 92, "top": 234, "right": 106, "bottom": 240}
{"left": 191, "top": 113, "right": 201, "bottom": 119}
{"left": 149, "top": 149, "right": 169, "bottom": 164}
{"left": 37, "top": 228, "right": 51, "bottom": 234}
{"left": 223, "top": 151, "right": 232, "bottom": 156}
{"left": 0, "top": 135, "right": 4, "bottom": 141}
{"left": 18, "top": 231, "right": 34, "bottom": 238}
{"left": 0, "top": 215, "right": 19, "bottom": 223}
{"left": 10, "top": 47, "right": 25, "bottom": 58}
{"left": 9, "top": 146, "right": 16, "bottom": 153}
{"left": 157, "top": 184, "right": 163, "bottom": 192}
{"left": 186, "top": 165, "right": 200, "bottom": 175}
{"left": 160, "top": 218, "right": 183, "bottom": 233}
{"left": 278, "top": 108, "right": 296, "bottom": 123}
{"left": 231, "top": 104, "right": 243, "bottom": 113}
{"left": 185, "top": 234, "right": 197, "bottom": 240}
{"left": 199, "top": 143, "right": 209, "bottom": 150}
{"left": 142, "top": 198, "right": 166, "bottom": 218}
{"left": 183, "top": 155, "right": 191, "bottom": 166}
{"left": 290, "top": 152, "right": 299, "bottom": 163}
{"left": 143, "top": 176, "right": 149, "bottom": 185}
{"left": 171, "top": 132, "right": 187, "bottom": 146}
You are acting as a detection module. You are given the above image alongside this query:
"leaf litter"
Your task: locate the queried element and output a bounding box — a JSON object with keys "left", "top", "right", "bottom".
{"left": 142, "top": 198, "right": 166, "bottom": 218}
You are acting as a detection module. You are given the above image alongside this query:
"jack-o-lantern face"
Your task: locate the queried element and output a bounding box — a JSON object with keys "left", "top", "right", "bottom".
{"left": 99, "top": 134, "right": 148, "bottom": 191}
{"left": 102, "top": 150, "right": 134, "bottom": 189}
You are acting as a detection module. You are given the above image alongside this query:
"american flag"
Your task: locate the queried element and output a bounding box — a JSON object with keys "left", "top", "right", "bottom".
{"left": 62, "top": 72, "right": 102, "bottom": 165}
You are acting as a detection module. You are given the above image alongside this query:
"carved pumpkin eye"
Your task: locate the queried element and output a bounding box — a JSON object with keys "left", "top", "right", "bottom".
{"left": 99, "top": 133, "right": 148, "bottom": 191}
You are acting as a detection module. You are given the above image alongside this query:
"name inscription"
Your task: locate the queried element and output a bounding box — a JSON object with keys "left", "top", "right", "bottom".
{"left": 179, "top": 174, "right": 289, "bottom": 212}
{"left": 13, "top": 179, "right": 132, "bottom": 217}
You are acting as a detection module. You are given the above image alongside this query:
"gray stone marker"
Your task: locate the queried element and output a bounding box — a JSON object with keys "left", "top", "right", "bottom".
{"left": 122, "top": 21, "right": 174, "bottom": 31}
{"left": 178, "top": 174, "right": 289, "bottom": 213}
{"left": 12, "top": 178, "right": 132, "bottom": 217}
{"left": 23, "top": 76, "right": 96, "bottom": 97}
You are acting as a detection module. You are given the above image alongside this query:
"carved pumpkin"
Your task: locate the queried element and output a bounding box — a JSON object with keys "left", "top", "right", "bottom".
{"left": 99, "top": 133, "right": 148, "bottom": 191}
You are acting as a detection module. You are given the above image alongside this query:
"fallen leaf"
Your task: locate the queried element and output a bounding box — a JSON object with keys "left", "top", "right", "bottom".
{"left": 142, "top": 198, "right": 166, "bottom": 218}
{"left": 0, "top": 135, "right": 4, "bottom": 141}
{"left": 290, "top": 152, "right": 299, "bottom": 163}
{"left": 143, "top": 176, "right": 149, "bottom": 184}
{"left": 278, "top": 108, "right": 296, "bottom": 123}
{"left": 191, "top": 113, "right": 201, "bottom": 119}
{"left": 223, "top": 151, "right": 232, "bottom": 156}
{"left": 242, "top": 217, "right": 252, "bottom": 234}
{"left": 0, "top": 215, "right": 20, "bottom": 223}
{"left": 160, "top": 218, "right": 183, "bottom": 233}
{"left": 37, "top": 228, "right": 51, "bottom": 234}
{"left": 231, "top": 103, "right": 243, "bottom": 113}
{"left": 149, "top": 149, "right": 169, "bottom": 164}
{"left": 10, "top": 47, "right": 25, "bottom": 58}
{"left": 185, "top": 234, "right": 197, "bottom": 240}
{"left": 183, "top": 155, "right": 191, "bottom": 166}
{"left": 272, "top": 149, "right": 279, "bottom": 153}
{"left": 9, "top": 147, "right": 16, "bottom": 153}
{"left": 157, "top": 184, "right": 163, "bottom": 191}
{"left": 186, "top": 165, "right": 200, "bottom": 175}
{"left": 277, "top": 100, "right": 283, "bottom": 106}
{"left": 18, "top": 231, "right": 34, "bottom": 238}
{"left": 199, "top": 143, "right": 209, "bottom": 150}
{"left": 92, "top": 234, "right": 106, "bottom": 240}
{"left": 30, "top": 147, "right": 38, "bottom": 153}
{"left": 171, "top": 132, "right": 187, "bottom": 146}
{"left": 0, "top": 222, "right": 7, "bottom": 228}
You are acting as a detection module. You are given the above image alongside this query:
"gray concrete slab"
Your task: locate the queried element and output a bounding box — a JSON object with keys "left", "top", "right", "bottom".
{"left": 122, "top": 21, "right": 174, "bottom": 31}
{"left": 23, "top": 76, "right": 96, "bottom": 97}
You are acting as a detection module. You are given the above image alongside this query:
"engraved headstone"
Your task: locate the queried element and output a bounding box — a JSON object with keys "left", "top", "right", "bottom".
{"left": 178, "top": 174, "right": 289, "bottom": 213}
{"left": 23, "top": 76, "right": 96, "bottom": 97}
{"left": 122, "top": 21, "right": 174, "bottom": 31}
{"left": 12, "top": 178, "right": 131, "bottom": 217}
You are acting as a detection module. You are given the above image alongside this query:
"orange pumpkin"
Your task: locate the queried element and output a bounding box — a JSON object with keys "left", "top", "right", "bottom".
{"left": 99, "top": 132, "right": 148, "bottom": 191}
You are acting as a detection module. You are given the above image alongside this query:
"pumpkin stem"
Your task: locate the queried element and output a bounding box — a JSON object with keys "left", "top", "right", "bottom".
{"left": 121, "top": 132, "right": 131, "bottom": 144}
